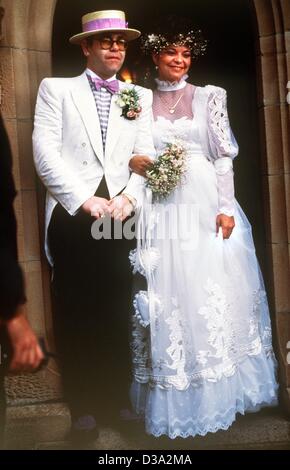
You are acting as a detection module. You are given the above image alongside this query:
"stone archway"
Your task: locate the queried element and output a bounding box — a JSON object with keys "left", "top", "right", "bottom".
{"left": 0, "top": 0, "right": 67, "bottom": 447}
{"left": 252, "top": 0, "right": 290, "bottom": 412}
{"left": 0, "top": 0, "right": 289, "bottom": 444}
{"left": 0, "top": 0, "right": 57, "bottom": 345}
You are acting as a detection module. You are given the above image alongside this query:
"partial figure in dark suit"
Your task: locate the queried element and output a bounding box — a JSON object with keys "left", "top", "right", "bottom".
{"left": 0, "top": 114, "right": 44, "bottom": 447}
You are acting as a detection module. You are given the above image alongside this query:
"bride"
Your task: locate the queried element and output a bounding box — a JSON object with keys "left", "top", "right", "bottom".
{"left": 128, "top": 17, "right": 278, "bottom": 439}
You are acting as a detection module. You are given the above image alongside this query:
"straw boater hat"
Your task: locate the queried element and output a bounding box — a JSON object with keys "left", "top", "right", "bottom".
{"left": 69, "top": 10, "right": 141, "bottom": 45}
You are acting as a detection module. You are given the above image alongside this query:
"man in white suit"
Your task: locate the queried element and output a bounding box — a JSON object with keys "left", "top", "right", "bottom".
{"left": 33, "top": 10, "right": 154, "bottom": 443}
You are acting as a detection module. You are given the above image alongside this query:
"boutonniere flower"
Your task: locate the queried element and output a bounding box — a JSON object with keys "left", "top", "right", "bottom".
{"left": 116, "top": 88, "right": 142, "bottom": 120}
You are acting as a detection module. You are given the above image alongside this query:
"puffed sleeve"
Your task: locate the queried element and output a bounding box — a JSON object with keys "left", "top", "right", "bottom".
{"left": 207, "top": 87, "right": 238, "bottom": 216}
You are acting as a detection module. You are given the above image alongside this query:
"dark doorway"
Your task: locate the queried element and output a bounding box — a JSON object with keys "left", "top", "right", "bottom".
{"left": 52, "top": 0, "right": 267, "bottom": 275}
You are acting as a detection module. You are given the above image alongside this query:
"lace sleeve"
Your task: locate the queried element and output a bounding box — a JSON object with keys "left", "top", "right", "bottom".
{"left": 207, "top": 87, "right": 238, "bottom": 159}
{"left": 207, "top": 87, "right": 237, "bottom": 216}
{"left": 214, "top": 158, "right": 235, "bottom": 216}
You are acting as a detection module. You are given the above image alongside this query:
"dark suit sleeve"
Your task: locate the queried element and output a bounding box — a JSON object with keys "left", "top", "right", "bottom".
{"left": 0, "top": 114, "right": 26, "bottom": 320}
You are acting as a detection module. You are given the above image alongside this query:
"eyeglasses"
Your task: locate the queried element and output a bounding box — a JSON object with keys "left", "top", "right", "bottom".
{"left": 98, "top": 37, "right": 128, "bottom": 51}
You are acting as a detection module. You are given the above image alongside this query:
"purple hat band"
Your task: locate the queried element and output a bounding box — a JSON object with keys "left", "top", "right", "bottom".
{"left": 83, "top": 18, "right": 128, "bottom": 33}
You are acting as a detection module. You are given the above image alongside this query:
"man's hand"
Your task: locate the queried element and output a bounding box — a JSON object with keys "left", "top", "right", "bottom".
{"left": 216, "top": 214, "right": 235, "bottom": 239}
{"left": 6, "top": 309, "right": 44, "bottom": 372}
{"left": 109, "top": 195, "right": 134, "bottom": 221}
{"left": 82, "top": 196, "right": 111, "bottom": 219}
{"left": 129, "top": 155, "right": 153, "bottom": 177}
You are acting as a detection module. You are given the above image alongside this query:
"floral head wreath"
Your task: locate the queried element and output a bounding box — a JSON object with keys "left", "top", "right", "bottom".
{"left": 141, "top": 29, "right": 208, "bottom": 59}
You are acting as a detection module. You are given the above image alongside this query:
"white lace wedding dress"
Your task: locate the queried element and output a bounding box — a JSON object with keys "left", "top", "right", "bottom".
{"left": 130, "top": 78, "right": 278, "bottom": 439}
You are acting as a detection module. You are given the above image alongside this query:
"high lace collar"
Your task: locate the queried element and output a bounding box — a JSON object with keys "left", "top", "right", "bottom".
{"left": 155, "top": 74, "right": 188, "bottom": 92}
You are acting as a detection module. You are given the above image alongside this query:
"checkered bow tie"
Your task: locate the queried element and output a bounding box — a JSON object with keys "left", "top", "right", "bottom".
{"left": 91, "top": 77, "right": 119, "bottom": 94}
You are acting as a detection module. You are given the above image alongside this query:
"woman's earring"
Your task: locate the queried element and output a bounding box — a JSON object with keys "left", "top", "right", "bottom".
{"left": 155, "top": 65, "right": 159, "bottom": 70}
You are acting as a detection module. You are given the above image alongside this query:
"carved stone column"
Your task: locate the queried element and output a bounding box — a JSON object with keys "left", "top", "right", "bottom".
{"left": 0, "top": 0, "right": 64, "bottom": 416}
{"left": 253, "top": 0, "right": 290, "bottom": 414}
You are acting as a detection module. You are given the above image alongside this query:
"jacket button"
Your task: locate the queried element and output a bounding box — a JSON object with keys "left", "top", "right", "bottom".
{"left": 83, "top": 161, "right": 88, "bottom": 166}
{"left": 82, "top": 143, "right": 86, "bottom": 147}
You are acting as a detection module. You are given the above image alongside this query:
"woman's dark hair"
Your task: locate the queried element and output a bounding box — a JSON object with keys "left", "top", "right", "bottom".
{"left": 151, "top": 15, "right": 198, "bottom": 39}
{"left": 141, "top": 15, "right": 207, "bottom": 58}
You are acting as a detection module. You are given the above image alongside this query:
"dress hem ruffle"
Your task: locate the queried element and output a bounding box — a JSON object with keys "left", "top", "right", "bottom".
{"left": 145, "top": 394, "right": 278, "bottom": 439}
{"left": 130, "top": 349, "right": 279, "bottom": 439}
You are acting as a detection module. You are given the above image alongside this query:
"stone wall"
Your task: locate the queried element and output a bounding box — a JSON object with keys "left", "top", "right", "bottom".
{"left": 253, "top": 0, "right": 290, "bottom": 410}
{"left": 0, "top": 0, "right": 61, "bottom": 405}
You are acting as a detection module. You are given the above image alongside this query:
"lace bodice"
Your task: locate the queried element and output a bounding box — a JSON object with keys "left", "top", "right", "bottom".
{"left": 152, "top": 116, "right": 204, "bottom": 158}
{"left": 153, "top": 82, "right": 195, "bottom": 123}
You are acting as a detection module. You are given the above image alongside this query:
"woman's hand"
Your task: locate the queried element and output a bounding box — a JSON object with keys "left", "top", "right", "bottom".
{"left": 216, "top": 214, "right": 235, "bottom": 239}
{"left": 129, "top": 155, "right": 153, "bottom": 177}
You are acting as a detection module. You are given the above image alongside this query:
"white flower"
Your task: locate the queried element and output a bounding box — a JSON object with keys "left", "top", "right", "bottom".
{"left": 148, "top": 34, "right": 157, "bottom": 43}
{"left": 116, "top": 98, "right": 125, "bottom": 107}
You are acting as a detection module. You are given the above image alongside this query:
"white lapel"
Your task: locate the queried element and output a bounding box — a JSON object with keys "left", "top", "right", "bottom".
{"left": 70, "top": 72, "right": 104, "bottom": 166}
{"left": 105, "top": 80, "right": 126, "bottom": 160}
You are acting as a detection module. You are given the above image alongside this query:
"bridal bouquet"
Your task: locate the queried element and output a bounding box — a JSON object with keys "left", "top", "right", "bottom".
{"left": 145, "top": 142, "right": 187, "bottom": 200}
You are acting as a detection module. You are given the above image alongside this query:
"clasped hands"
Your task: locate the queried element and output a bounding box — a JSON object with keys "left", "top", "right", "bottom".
{"left": 82, "top": 194, "right": 134, "bottom": 221}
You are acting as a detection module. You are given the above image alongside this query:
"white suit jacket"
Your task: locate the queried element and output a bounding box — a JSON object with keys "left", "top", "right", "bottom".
{"left": 33, "top": 72, "right": 155, "bottom": 265}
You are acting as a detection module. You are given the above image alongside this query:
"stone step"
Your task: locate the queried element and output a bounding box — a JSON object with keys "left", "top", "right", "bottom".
{"left": 4, "top": 404, "right": 290, "bottom": 450}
